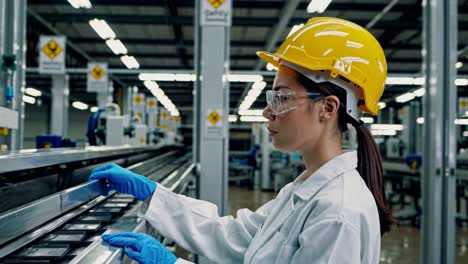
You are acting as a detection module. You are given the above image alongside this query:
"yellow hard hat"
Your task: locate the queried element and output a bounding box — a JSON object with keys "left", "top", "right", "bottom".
{"left": 257, "top": 17, "right": 387, "bottom": 115}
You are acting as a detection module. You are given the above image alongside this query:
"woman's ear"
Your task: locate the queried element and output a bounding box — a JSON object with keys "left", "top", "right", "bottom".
{"left": 322, "top": 96, "right": 340, "bottom": 120}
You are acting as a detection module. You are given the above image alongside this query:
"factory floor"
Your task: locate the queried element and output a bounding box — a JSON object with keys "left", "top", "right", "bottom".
{"left": 228, "top": 186, "right": 468, "bottom": 264}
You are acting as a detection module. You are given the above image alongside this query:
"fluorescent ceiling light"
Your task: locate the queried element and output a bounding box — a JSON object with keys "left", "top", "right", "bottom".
{"left": 463, "top": 131, "right": 468, "bottom": 137}
{"left": 307, "top": 0, "right": 332, "bottom": 13}
{"left": 67, "top": 0, "right": 92, "bottom": 9}
{"left": 120, "top": 55, "right": 140, "bottom": 69}
{"left": 89, "top": 19, "right": 116, "bottom": 39}
{"left": 413, "top": 88, "right": 425, "bottom": 97}
{"left": 396, "top": 92, "right": 415, "bottom": 103}
{"left": 228, "top": 74, "right": 263, "bottom": 82}
{"left": 90, "top": 106, "right": 99, "bottom": 112}
{"left": 378, "top": 102, "right": 386, "bottom": 109}
{"left": 266, "top": 63, "right": 278, "bottom": 71}
{"left": 287, "top": 24, "right": 304, "bottom": 38}
{"left": 386, "top": 77, "right": 424, "bottom": 85}
{"left": 240, "top": 116, "right": 268, "bottom": 122}
{"left": 25, "top": 87, "right": 42, "bottom": 97}
{"left": 252, "top": 81, "right": 267, "bottom": 91}
{"left": 229, "top": 115, "right": 238, "bottom": 122}
{"left": 239, "top": 109, "right": 264, "bottom": 116}
{"left": 23, "top": 95, "right": 36, "bottom": 104}
{"left": 175, "top": 74, "right": 196, "bottom": 82}
{"left": 360, "top": 117, "right": 374, "bottom": 124}
{"left": 456, "top": 62, "right": 464, "bottom": 69}
{"left": 417, "top": 117, "right": 424, "bottom": 124}
{"left": 456, "top": 79, "right": 468, "bottom": 86}
{"left": 371, "top": 129, "right": 397, "bottom": 136}
{"left": 455, "top": 119, "right": 468, "bottom": 125}
{"left": 105, "top": 39, "right": 127, "bottom": 55}
{"left": 371, "top": 124, "right": 404, "bottom": 131}
{"left": 72, "top": 101, "right": 88, "bottom": 110}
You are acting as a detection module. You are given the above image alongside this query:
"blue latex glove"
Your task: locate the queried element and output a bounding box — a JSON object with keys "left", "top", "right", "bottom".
{"left": 89, "top": 163, "right": 156, "bottom": 201}
{"left": 102, "top": 232, "right": 177, "bottom": 264}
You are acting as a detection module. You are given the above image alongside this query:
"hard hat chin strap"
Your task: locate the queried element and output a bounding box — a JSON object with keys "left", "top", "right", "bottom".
{"left": 279, "top": 60, "right": 362, "bottom": 123}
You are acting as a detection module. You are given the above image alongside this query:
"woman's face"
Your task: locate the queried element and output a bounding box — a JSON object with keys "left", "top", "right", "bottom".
{"left": 263, "top": 65, "right": 326, "bottom": 152}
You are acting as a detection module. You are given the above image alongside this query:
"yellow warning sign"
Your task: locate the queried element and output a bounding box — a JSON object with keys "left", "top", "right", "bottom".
{"left": 139, "top": 138, "right": 145, "bottom": 145}
{"left": 148, "top": 100, "right": 156, "bottom": 108}
{"left": 134, "top": 96, "right": 143, "bottom": 105}
{"left": 208, "top": 0, "right": 225, "bottom": 8}
{"left": 460, "top": 100, "right": 468, "bottom": 108}
{"left": 161, "top": 112, "right": 169, "bottom": 119}
{"left": 208, "top": 111, "right": 221, "bottom": 125}
{"left": 136, "top": 112, "right": 143, "bottom": 119}
{"left": 42, "top": 39, "right": 63, "bottom": 60}
{"left": 90, "top": 65, "right": 106, "bottom": 80}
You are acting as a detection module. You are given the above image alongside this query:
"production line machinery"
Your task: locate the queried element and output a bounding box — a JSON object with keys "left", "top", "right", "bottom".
{"left": 382, "top": 156, "right": 468, "bottom": 226}
{"left": 0, "top": 145, "right": 196, "bottom": 263}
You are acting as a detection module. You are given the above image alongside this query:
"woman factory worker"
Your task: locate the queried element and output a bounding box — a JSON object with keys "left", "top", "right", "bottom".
{"left": 90, "top": 17, "right": 393, "bottom": 264}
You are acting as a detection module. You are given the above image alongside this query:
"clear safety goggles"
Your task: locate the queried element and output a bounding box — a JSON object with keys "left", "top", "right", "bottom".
{"left": 265, "top": 89, "right": 324, "bottom": 115}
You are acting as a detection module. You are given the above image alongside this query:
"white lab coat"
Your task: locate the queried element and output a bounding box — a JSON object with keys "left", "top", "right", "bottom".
{"left": 144, "top": 151, "right": 381, "bottom": 263}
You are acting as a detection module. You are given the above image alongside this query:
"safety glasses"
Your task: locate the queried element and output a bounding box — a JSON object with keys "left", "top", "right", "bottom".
{"left": 266, "top": 89, "right": 324, "bottom": 115}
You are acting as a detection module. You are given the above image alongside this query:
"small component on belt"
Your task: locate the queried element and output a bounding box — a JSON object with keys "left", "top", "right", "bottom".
{"left": 16, "top": 245, "right": 70, "bottom": 258}
{"left": 62, "top": 223, "right": 101, "bottom": 232}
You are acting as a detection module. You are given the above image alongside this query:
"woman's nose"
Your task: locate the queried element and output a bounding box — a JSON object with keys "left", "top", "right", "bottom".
{"left": 263, "top": 106, "right": 275, "bottom": 121}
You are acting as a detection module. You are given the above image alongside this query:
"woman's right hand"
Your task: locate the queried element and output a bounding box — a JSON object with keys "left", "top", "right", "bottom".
{"left": 89, "top": 163, "right": 157, "bottom": 201}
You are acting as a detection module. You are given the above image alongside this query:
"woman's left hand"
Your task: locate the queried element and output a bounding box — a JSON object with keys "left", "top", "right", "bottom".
{"left": 102, "top": 232, "right": 177, "bottom": 264}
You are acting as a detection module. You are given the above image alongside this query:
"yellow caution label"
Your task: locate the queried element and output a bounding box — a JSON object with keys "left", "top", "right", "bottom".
{"left": 208, "top": 0, "right": 225, "bottom": 9}
{"left": 134, "top": 96, "right": 143, "bottom": 105}
{"left": 161, "top": 125, "right": 169, "bottom": 129}
{"left": 161, "top": 112, "right": 168, "bottom": 119}
{"left": 208, "top": 111, "right": 221, "bottom": 125}
{"left": 136, "top": 112, "right": 143, "bottom": 119}
{"left": 139, "top": 138, "right": 145, "bottom": 145}
{"left": 42, "top": 39, "right": 63, "bottom": 60}
{"left": 0, "top": 128, "right": 9, "bottom": 136}
{"left": 90, "top": 65, "right": 106, "bottom": 80}
{"left": 148, "top": 100, "right": 156, "bottom": 108}
{"left": 460, "top": 99, "right": 468, "bottom": 108}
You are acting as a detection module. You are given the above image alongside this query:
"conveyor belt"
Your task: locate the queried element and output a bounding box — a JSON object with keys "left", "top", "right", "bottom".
{"left": 0, "top": 150, "right": 195, "bottom": 263}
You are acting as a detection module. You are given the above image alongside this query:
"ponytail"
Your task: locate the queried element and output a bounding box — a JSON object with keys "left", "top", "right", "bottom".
{"left": 351, "top": 121, "right": 394, "bottom": 235}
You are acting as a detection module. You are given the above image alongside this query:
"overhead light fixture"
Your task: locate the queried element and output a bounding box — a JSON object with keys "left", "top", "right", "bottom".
{"left": 396, "top": 92, "right": 415, "bottom": 103}
{"left": 386, "top": 77, "right": 424, "bottom": 85}
{"left": 72, "top": 101, "right": 89, "bottom": 110}
{"left": 67, "top": 0, "right": 92, "bottom": 9}
{"left": 378, "top": 102, "right": 386, "bottom": 109}
{"left": 266, "top": 63, "right": 278, "bottom": 71}
{"left": 240, "top": 116, "right": 268, "bottom": 122}
{"left": 227, "top": 74, "right": 263, "bottom": 82}
{"left": 417, "top": 117, "right": 424, "bottom": 124}
{"left": 238, "top": 109, "right": 264, "bottom": 116}
{"left": 120, "top": 55, "right": 139, "bottom": 69}
{"left": 252, "top": 81, "right": 267, "bottom": 91}
{"left": 90, "top": 106, "right": 99, "bottom": 112}
{"left": 89, "top": 19, "right": 116, "bottom": 39}
{"left": 413, "top": 88, "right": 425, "bottom": 97}
{"left": 175, "top": 74, "right": 196, "bottom": 82}
{"left": 229, "top": 115, "right": 238, "bottom": 122}
{"left": 371, "top": 124, "right": 404, "bottom": 131}
{"left": 456, "top": 79, "right": 468, "bottom": 86}
{"left": 360, "top": 117, "right": 374, "bottom": 124}
{"left": 371, "top": 129, "right": 397, "bottom": 136}
{"left": 307, "top": 0, "right": 332, "bottom": 13}
{"left": 287, "top": 24, "right": 304, "bottom": 38}
{"left": 143, "top": 81, "right": 179, "bottom": 116}
{"left": 105, "top": 39, "right": 127, "bottom": 55}
{"left": 25, "top": 87, "right": 42, "bottom": 97}
{"left": 456, "top": 62, "right": 464, "bottom": 69}
{"left": 23, "top": 95, "right": 36, "bottom": 104}
{"left": 455, "top": 119, "right": 468, "bottom": 125}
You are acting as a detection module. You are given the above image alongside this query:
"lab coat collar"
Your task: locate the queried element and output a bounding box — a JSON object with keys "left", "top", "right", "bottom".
{"left": 293, "top": 151, "right": 358, "bottom": 201}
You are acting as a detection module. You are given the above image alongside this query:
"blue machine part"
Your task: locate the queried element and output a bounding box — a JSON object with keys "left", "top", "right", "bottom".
{"left": 405, "top": 154, "right": 422, "bottom": 170}
{"left": 4, "top": 86, "right": 13, "bottom": 103}
{"left": 36, "top": 135, "right": 63, "bottom": 149}
{"left": 87, "top": 109, "right": 104, "bottom": 146}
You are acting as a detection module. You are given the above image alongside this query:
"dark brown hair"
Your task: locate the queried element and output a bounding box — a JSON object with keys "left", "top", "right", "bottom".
{"left": 297, "top": 73, "right": 394, "bottom": 235}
